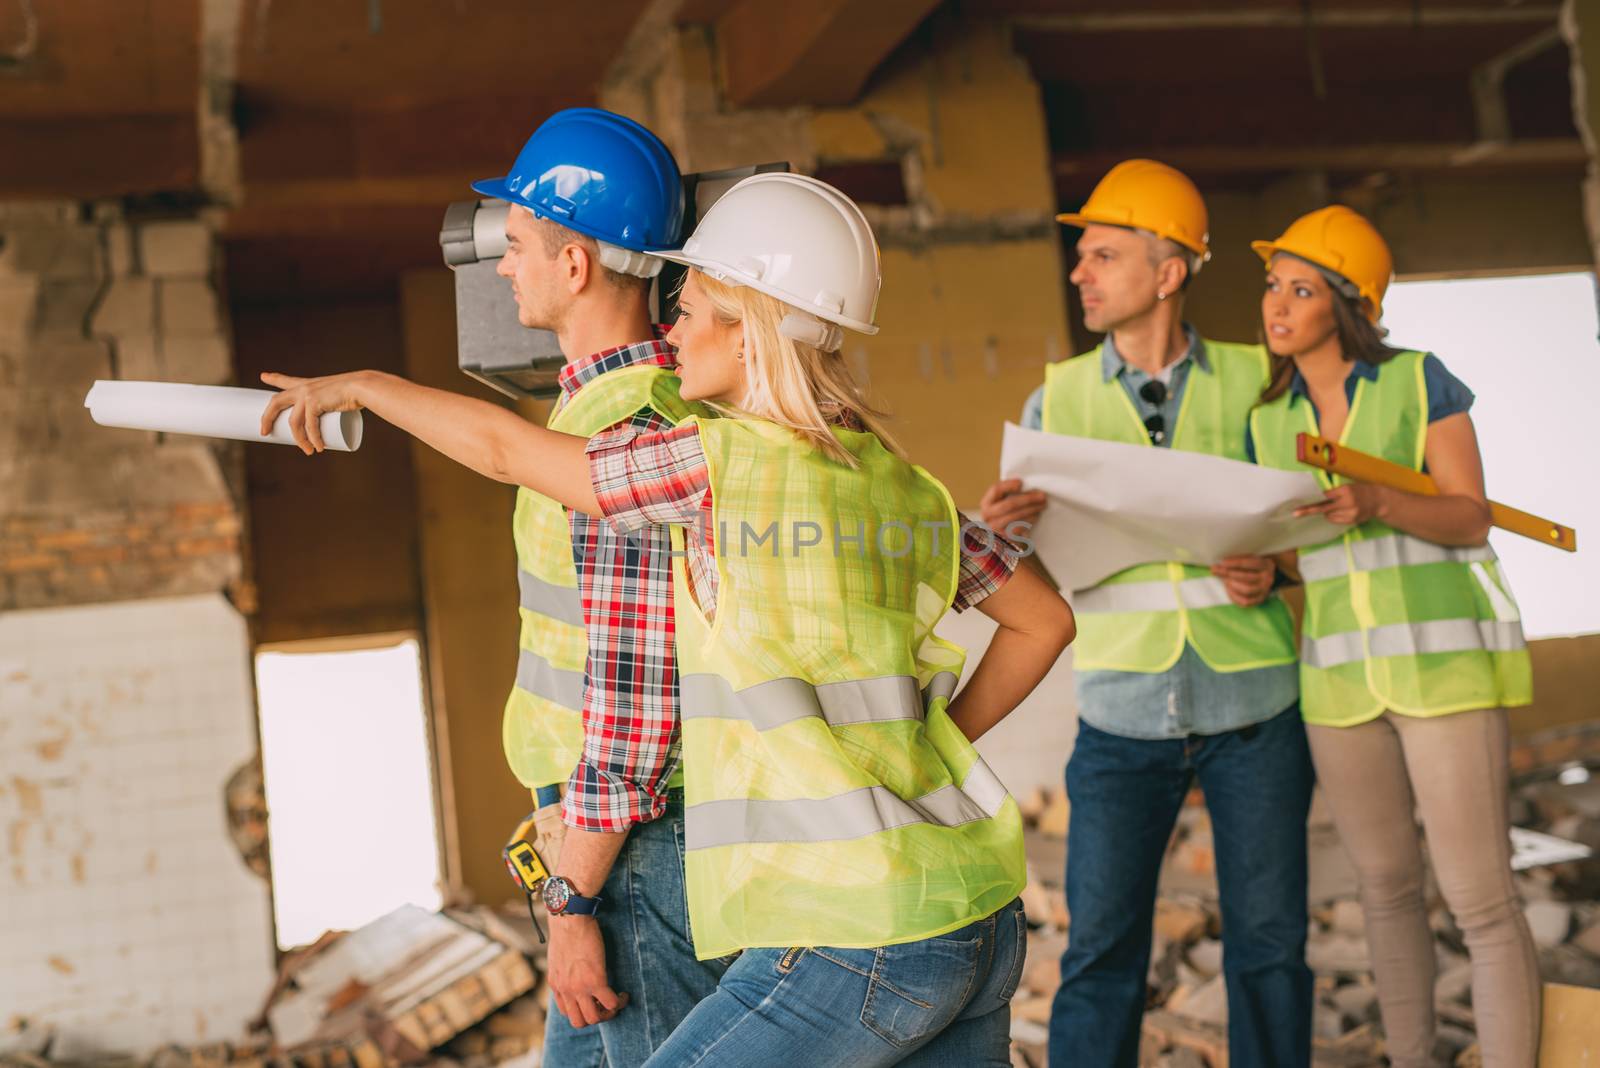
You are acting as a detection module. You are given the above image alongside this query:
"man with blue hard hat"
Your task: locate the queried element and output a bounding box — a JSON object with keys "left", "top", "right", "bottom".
{"left": 471, "top": 107, "right": 726, "bottom": 1065}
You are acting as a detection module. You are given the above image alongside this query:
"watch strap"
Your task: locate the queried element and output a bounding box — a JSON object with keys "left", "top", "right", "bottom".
{"left": 561, "top": 891, "right": 602, "bottom": 916}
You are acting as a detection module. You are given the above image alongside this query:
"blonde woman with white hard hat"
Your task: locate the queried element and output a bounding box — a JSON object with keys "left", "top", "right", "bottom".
{"left": 260, "top": 173, "right": 1074, "bottom": 1066}
{"left": 1248, "top": 205, "right": 1537, "bottom": 1068}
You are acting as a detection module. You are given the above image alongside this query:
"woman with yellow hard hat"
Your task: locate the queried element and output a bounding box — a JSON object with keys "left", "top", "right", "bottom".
{"left": 257, "top": 173, "right": 1075, "bottom": 1065}
{"left": 1246, "top": 205, "right": 1538, "bottom": 1067}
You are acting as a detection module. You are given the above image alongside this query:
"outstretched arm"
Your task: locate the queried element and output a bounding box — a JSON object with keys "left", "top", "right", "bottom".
{"left": 259, "top": 370, "right": 602, "bottom": 515}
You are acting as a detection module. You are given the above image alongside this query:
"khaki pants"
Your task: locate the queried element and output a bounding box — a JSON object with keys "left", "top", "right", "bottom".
{"left": 1308, "top": 707, "right": 1540, "bottom": 1068}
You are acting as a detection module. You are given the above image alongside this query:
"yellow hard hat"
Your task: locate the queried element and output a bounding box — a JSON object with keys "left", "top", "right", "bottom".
{"left": 1056, "top": 159, "right": 1210, "bottom": 259}
{"left": 1251, "top": 205, "right": 1393, "bottom": 322}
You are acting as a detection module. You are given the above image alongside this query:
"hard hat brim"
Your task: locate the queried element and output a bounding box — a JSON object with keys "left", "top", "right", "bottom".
{"left": 468, "top": 176, "right": 683, "bottom": 254}
{"left": 471, "top": 176, "right": 515, "bottom": 202}
{"left": 657, "top": 250, "right": 880, "bottom": 336}
{"left": 1056, "top": 209, "right": 1209, "bottom": 258}
{"left": 1252, "top": 240, "right": 1384, "bottom": 322}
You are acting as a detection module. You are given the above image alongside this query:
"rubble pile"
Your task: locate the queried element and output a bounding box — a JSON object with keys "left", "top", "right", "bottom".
{"left": 11, "top": 725, "right": 1600, "bottom": 1068}
{"left": 3, "top": 904, "right": 553, "bottom": 1068}
{"left": 1008, "top": 721, "right": 1600, "bottom": 1067}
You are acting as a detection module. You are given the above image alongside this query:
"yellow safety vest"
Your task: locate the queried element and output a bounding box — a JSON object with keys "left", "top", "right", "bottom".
{"left": 1040, "top": 339, "right": 1297, "bottom": 673}
{"left": 504, "top": 365, "right": 701, "bottom": 790}
{"left": 672, "top": 417, "right": 1026, "bottom": 960}
{"left": 1249, "top": 350, "right": 1532, "bottom": 726}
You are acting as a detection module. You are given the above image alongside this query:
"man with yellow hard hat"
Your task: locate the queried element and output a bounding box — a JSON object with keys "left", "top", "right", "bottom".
{"left": 979, "top": 160, "right": 1313, "bottom": 1068}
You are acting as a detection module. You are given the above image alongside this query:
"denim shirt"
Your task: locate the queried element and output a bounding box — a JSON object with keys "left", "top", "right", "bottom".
{"left": 1023, "top": 327, "right": 1300, "bottom": 739}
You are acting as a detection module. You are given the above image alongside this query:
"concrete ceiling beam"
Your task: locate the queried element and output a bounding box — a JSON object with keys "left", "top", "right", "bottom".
{"left": 1054, "top": 138, "right": 1587, "bottom": 184}
{"left": 1015, "top": 6, "right": 1561, "bottom": 33}
{"left": 715, "top": 0, "right": 942, "bottom": 108}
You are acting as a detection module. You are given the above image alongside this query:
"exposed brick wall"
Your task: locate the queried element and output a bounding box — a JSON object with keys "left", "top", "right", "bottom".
{"left": 0, "top": 202, "right": 272, "bottom": 1053}
{"left": 0, "top": 201, "right": 244, "bottom": 611}
{"left": 1, "top": 502, "right": 242, "bottom": 610}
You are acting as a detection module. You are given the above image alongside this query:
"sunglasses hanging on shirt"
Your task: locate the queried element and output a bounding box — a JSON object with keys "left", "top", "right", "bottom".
{"left": 1139, "top": 379, "right": 1168, "bottom": 445}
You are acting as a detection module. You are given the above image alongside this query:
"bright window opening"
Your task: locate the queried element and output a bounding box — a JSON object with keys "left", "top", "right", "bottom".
{"left": 1383, "top": 270, "right": 1600, "bottom": 639}
{"left": 255, "top": 636, "right": 444, "bottom": 949}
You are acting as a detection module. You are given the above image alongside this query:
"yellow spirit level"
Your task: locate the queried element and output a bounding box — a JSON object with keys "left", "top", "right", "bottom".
{"left": 1297, "top": 433, "right": 1577, "bottom": 552}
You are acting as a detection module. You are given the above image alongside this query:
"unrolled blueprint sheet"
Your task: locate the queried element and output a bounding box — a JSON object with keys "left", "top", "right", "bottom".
{"left": 999, "top": 422, "right": 1343, "bottom": 592}
{"left": 85, "top": 381, "right": 363, "bottom": 452}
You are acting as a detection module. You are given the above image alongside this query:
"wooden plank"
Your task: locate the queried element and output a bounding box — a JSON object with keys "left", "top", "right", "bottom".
{"left": 390, "top": 1016, "right": 429, "bottom": 1054}
{"left": 480, "top": 960, "right": 513, "bottom": 1004}
{"left": 434, "top": 989, "right": 475, "bottom": 1031}
{"left": 457, "top": 976, "right": 495, "bottom": 1020}
{"left": 717, "top": 0, "right": 941, "bottom": 108}
{"left": 1016, "top": 6, "right": 1559, "bottom": 32}
{"left": 1540, "top": 982, "right": 1600, "bottom": 1065}
{"left": 377, "top": 939, "right": 503, "bottom": 1016}
{"left": 415, "top": 1002, "right": 453, "bottom": 1047}
{"left": 503, "top": 950, "right": 536, "bottom": 991}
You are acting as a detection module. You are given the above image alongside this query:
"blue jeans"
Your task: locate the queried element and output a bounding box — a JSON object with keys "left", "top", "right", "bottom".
{"left": 641, "top": 898, "right": 1027, "bottom": 1066}
{"left": 1048, "top": 704, "right": 1314, "bottom": 1068}
{"left": 543, "top": 789, "right": 729, "bottom": 1067}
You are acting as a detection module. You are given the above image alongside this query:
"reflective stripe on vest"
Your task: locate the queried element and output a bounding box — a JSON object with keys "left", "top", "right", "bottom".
{"left": 1303, "top": 619, "right": 1527, "bottom": 670}
{"left": 1298, "top": 534, "right": 1499, "bottom": 584}
{"left": 685, "top": 762, "right": 1010, "bottom": 851}
{"left": 518, "top": 567, "right": 585, "bottom": 627}
{"left": 1073, "top": 576, "right": 1236, "bottom": 614}
{"left": 680, "top": 671, "right": 961, "bottom": 732}
{"left": 1247, "top": 350, "right": 1533, "bottom": 722}
{"left": 1039, "top": 339, "right": 1295, "bottom": 673}
{"left": 504, "top": 364, "right": 701, "bottom": 789}
{"left": 517, "top": 647, "right": 588, "bottom": 710}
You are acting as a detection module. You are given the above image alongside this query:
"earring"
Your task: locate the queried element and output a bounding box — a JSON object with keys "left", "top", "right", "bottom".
{"left": 1157, "top": 291, "right": 1167, "bottom": 302}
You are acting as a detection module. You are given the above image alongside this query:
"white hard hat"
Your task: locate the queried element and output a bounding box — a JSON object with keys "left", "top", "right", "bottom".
{"left": 656, "top": 173, "right": 881, "bottom": 351}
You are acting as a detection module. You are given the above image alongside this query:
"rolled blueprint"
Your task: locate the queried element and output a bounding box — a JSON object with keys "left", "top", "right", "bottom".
{"left": 84, "top": 381, "right": 363, "bottom": 452}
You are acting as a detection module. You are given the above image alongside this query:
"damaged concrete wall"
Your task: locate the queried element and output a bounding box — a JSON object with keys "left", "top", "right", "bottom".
{"left": 0, "top": 203, "right": 244, "bottom": 609}
{"left": 1563, "top": 0, "right": 1600, "bottom": 279}
{"left": 604, "top": 11, "right": 1072, "bottom": 507}
{"left": 0, "top": 595, "right": 274, "bottom": 1052}
{"left": 0, "top": 202, "right": 275, "bottom": 1047}
{"left": 599, "top": 10, "right": 1081, "bottom": 796}
{"left": 1185, "top": 170, "right": 1592, "bottom": 345}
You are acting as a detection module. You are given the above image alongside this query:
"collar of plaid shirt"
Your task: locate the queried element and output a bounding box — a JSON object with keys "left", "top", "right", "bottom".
{"left": 556, "top": 324, "right": 675, "bottom": 397}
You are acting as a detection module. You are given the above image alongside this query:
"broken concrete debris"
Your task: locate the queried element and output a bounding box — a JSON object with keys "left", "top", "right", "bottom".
{"left": 15, "top": 724, "right": 1600, "bottom": 1068}
{"left": 1009, "top": 726, "right": 1600, "bottom": 1067}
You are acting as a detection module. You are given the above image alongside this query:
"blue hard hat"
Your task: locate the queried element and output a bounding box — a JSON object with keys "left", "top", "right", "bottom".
{"left": 473, "top": 108, "right": 685, "bottom": 252}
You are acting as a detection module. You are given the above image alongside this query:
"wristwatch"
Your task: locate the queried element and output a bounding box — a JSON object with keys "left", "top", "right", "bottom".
{"left": 542, "top": 875, "right": 602, "bottom": 917}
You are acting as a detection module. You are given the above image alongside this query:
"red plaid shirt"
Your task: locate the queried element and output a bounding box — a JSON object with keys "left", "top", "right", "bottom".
{"left": 558, "top": 334, "right": 685, "bottom": 831}
{"left": 586, "top": 423, "right": 1019, "bottom": 623}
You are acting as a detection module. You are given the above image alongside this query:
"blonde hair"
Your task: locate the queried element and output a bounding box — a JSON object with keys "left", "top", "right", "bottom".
{"left": 691, "top": 271, "right": 901, "bottom": 466}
